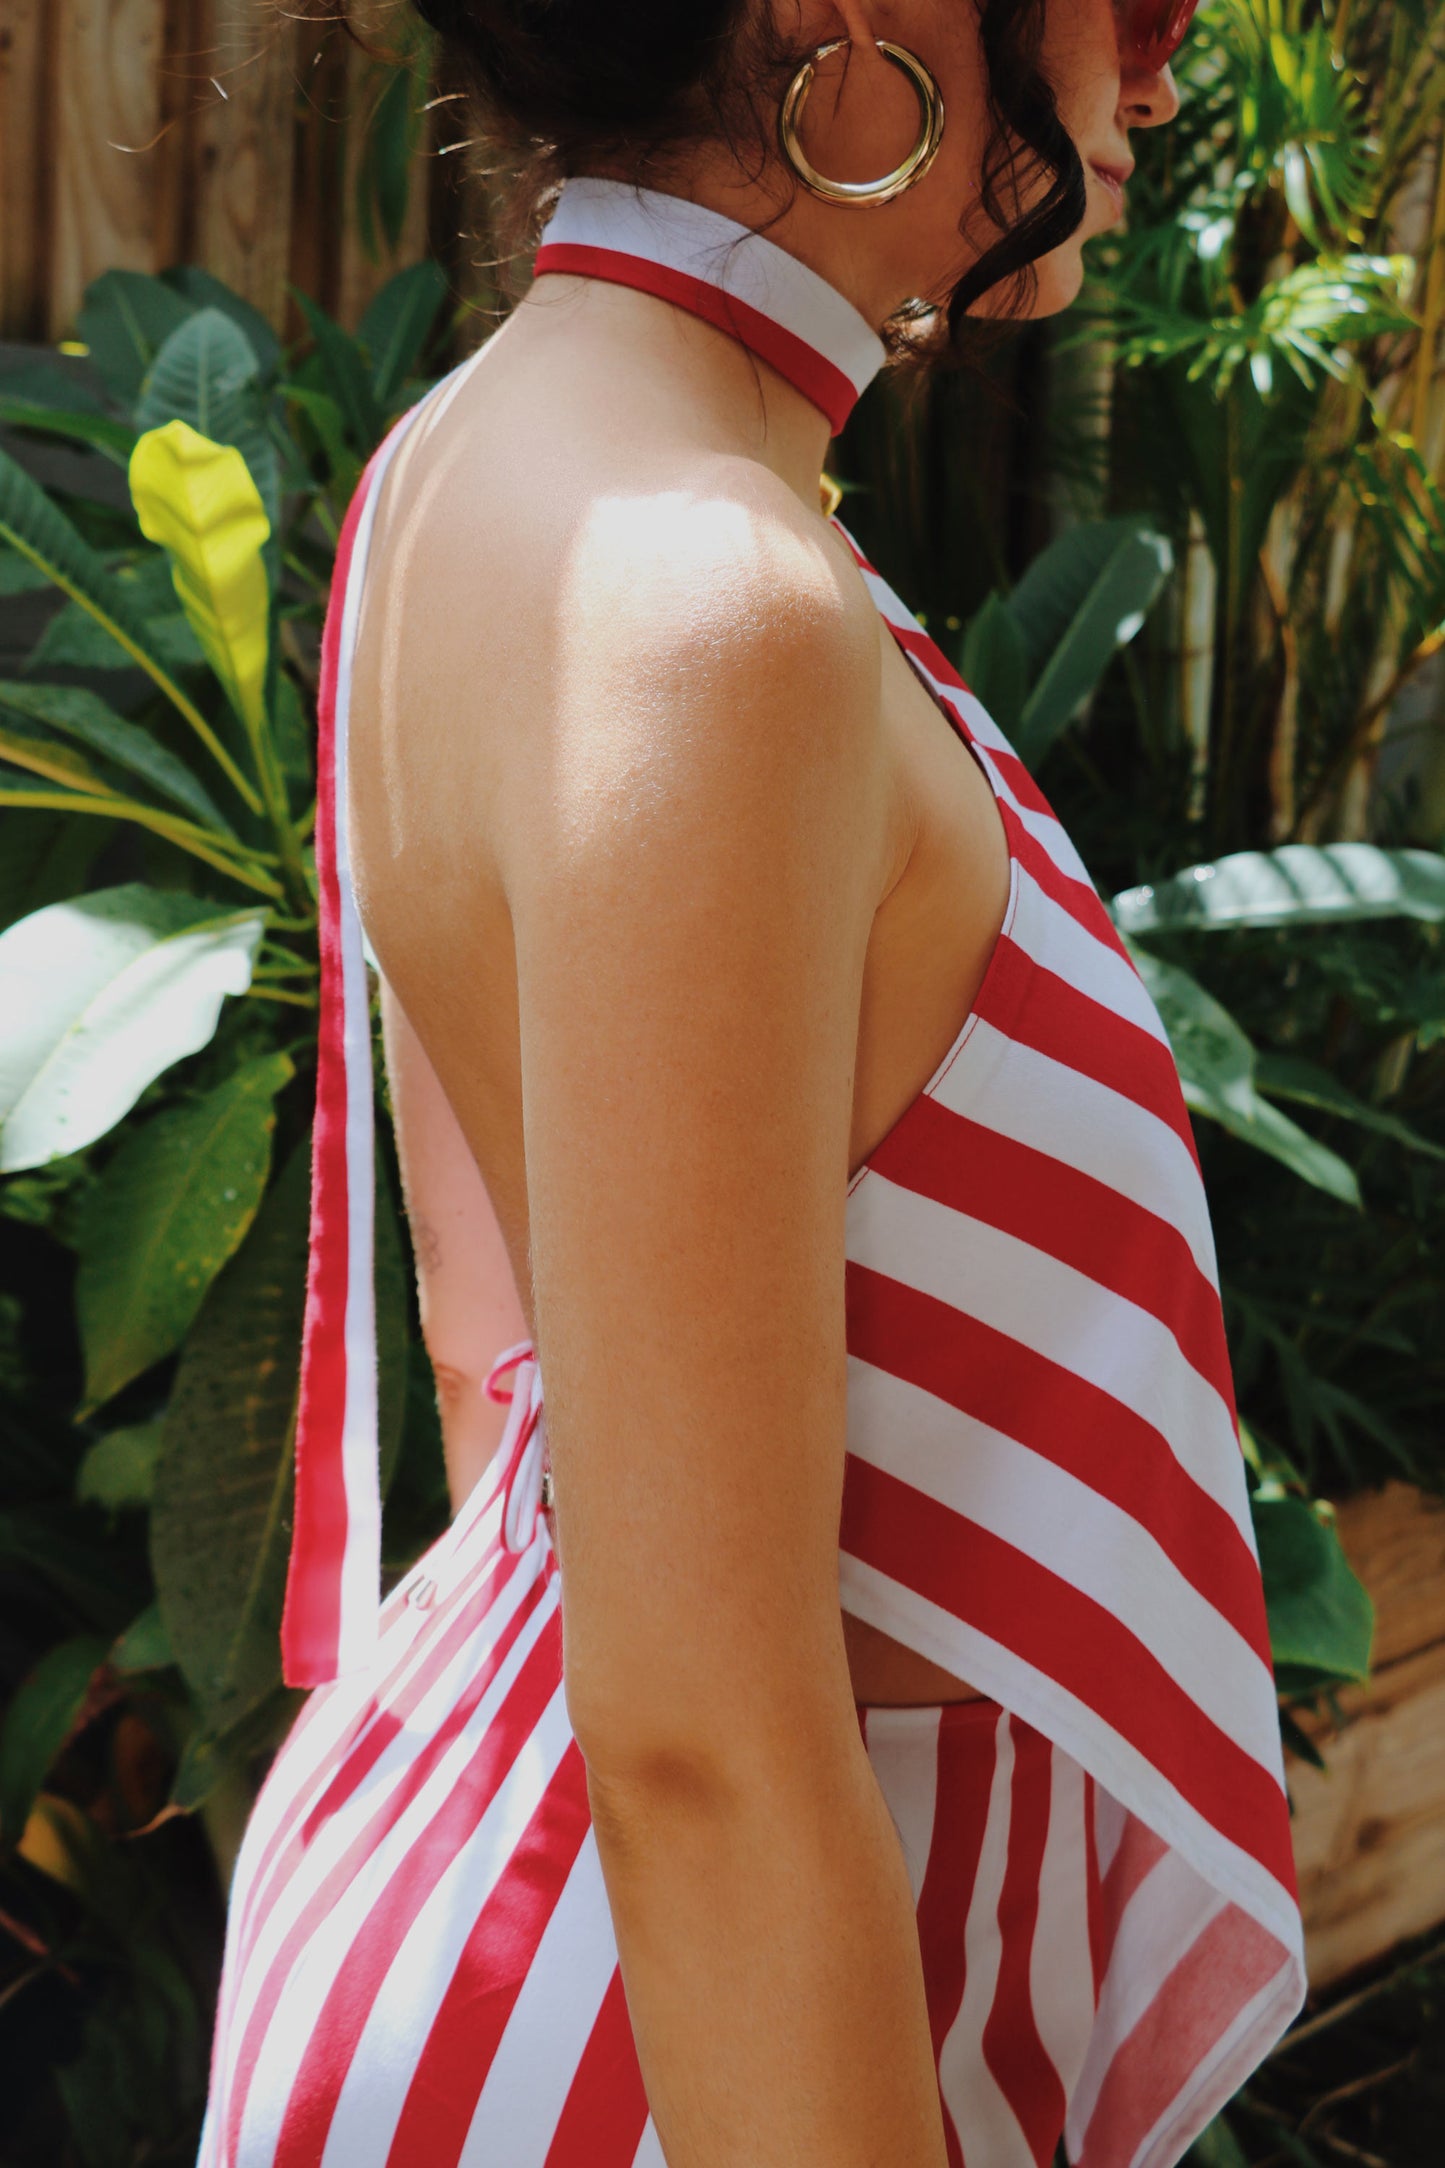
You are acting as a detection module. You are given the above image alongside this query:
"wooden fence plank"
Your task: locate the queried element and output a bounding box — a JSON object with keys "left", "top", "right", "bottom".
{"left": 336, "top": 10, "right": 431, "bottom": 331}
{"left": 1292, "top": 1636, "right": 1445, "bottom": 1988}
{"left": 191, "top": 0, "right": 298, "bottom": 326}
{"left": 49, "top": 0, "right": 170, "bottom": 336}
{"left": 0, "top": 0, "right": 49, "bottom": 339}
{"left": 285, "top": 7, "right": 349, "bottom": 331}
{"left": 1332, "top": 1481, "right": 1445, "bottom": 1670}
{"left": 1289, "top": 1481, "right": 1445, "bottom": 1987}
{"left": 4, "top": 0, "right": 457, "bottom": 345}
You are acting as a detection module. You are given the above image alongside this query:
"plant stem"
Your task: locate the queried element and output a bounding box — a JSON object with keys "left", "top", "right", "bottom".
{"left": 0, "top": 530, "right": 266, "bottom": 816}
{"left": 1332, "top": 0, "right": 1355, "bottom": 62}
{"left": 1409, "top": 136, "right": 1445, "bottom": 449}
{"left": 0, "top": 788, "right": 285, "bottom": 897}
{"left": 1298, "top": 2056, "right": 1415, "bottom": 2131}
{"left": 1298, "top": 625, "right": 1445, "bottom": 828}
{"left": 1269, "top": 1931, "right": 1445, "bottom": 2054}
{"left": 252, "top": 958, "right": 319, "bottom": 980}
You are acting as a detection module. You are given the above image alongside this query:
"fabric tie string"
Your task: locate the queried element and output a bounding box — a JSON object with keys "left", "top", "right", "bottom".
{"left": 485, "top": 1341, "right": 553, "bottom": 1555}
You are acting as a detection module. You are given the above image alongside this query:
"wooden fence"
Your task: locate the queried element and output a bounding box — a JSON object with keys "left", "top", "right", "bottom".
{"left": 1293, "top": 1484, "right": 1445, "bottom": 1986}
{"left": 0, "top": 0, "right": 480, "bottom": 344}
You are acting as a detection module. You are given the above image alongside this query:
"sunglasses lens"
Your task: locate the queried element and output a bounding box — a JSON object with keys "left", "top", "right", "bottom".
{"left": 1129, "top": 0, "right": 1201, "bottom": 68}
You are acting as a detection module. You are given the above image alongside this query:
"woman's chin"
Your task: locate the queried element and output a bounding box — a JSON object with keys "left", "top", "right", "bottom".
{"left": 1028, "top": 247, "right": 1089, "bottom": 318}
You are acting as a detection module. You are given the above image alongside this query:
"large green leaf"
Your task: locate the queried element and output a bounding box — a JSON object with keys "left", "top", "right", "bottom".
{"left": 136, "top": 308, "right": 280, "bottom": 530}
{"left": 77, "top": 1420, "right": 165, "bottom": 1512}
{"left": 1128, "top": 941, "right": 1362, "bottom": 1206}
{"left": 0, "top": 1503, "right": 147, "bottom": 1633}
{"left": 110, "top": 1602, "right": 173, "bottom": 1675}
{"left": 150, "top": 1143, "right": 408, "bottom": 1734}
{"left": 162, "top": 266, "right": 282, "bottom": 382}
{"left": 0, "top": 350, "right": 110, "bottom": 417}
{"left": 0, "top": 399, "right": 138, "bottom": 465}
{"left": 0, "top": 768, "right": 275, "bottom": 898}
{"left": 150, "top": 1139, "right": 311, "bottom": 1732}
{"left": 0, "top": 806, "right": 111, "bottom": 933}
{"left": 0, "top": 440, "right": 183, "bottom": 671}
{"left": 294, "top": 291, "right": 383, "bottom": 449}
{"left": 1252, "top": 1492, "right": 1374, "bottom": 1691}
{"left": 136, "top": 302, "right": 258, "bottom": 417}
{"left": 75, "top": 1052, "right": 294, "bottom": 1412}
{"left": 76, "top": 269, "right": 196, "bottom": 403}
{"left": 1111, "top": 845, "right": 1445, "bottom": 937}
{"left": 0, "top": 1634, "right": 108, "bottom": 1842}
{"left": 0, "top": 884, "right": 265, "bottom": 1171}
{"left": 0, "top": 438, "right": 261, "bottom": 810}
{"left": 168, "top": 1685, "right": 299, "bottom": 1814}
{"left": 360, "top": 262, "right": 447, "bottom": 408}
{"left": 958, "top": 591, "right": 1028, "bottom": 736}
{"left": 1184, "top": 2114, "right": 1250, "bottom": 2168}
{"left": 283, "top": 384, "right": 363, "bottom": 504}
{"left": 1007, "top": 519, "right": 1174, "bottom": 770}
{"left": 353, "top": 59, "right": 426, "bottom": 259}
{"left": 26, "top": 594, "right": 206, "bottom": 676}
{"left": 0, "top": 547, "right": 54, "bottom": 593}
{"left": 0, "top": 710, "right": 122, "bottom": 799}
{"left": 0, "top": 680, "right": 232, "bottom": 833}
{"left": 1255, "top": 1052, "right": 1445, "bottom": 1163}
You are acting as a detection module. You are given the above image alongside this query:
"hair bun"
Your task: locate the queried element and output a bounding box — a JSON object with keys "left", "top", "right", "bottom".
{"left": 411, "top": 0, "right": 741, "bottom": 133}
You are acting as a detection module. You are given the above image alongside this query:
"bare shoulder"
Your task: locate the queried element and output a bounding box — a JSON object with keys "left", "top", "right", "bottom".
{"left": 562, "top": 458, "right": 877, "bottom": 671}
{"left": 496, "top": 457, "right": 889, "bottom": 878}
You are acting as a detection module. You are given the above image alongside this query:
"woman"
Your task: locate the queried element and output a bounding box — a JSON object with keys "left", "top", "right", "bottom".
{"left": 200, "top": 4, "right": 1306, "bottom": 2164}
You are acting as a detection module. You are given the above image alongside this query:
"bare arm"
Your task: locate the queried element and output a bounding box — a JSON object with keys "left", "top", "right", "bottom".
{"left": 491, "top": 497, "right": 949, "bottom": 2168}
{"left": 380, "top": 979, "right": 529, "bottom": 1512}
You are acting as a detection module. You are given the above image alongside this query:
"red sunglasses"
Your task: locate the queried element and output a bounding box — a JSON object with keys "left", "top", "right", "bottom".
{"left": 1121, "top": 0, "right": 1201, "bottom": 71}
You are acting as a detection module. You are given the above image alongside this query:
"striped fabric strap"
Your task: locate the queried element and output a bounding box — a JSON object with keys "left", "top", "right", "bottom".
{"left": 281, "top": 413, "right": 418, "bottom": 1689}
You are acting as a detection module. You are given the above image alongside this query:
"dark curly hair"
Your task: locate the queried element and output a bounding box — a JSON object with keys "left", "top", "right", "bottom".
{"left": 366, "top": 1, "right": 1087, "bottom": 361}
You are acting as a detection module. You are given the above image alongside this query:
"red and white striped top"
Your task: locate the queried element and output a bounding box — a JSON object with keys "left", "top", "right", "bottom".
{"left": 283, "top": 177, "right": 1305, "bottom": 2163}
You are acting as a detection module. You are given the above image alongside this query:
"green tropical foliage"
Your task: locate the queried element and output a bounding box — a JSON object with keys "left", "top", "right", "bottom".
{"left": 0, "top": 256, "right": 453, "bottom": 2162}
{"left": 844, "top": 0, "right": 1445, "bottom": 1526}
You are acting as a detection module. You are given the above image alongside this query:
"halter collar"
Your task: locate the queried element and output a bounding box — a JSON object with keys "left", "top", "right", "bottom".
{"left": 533, "top": 176, "right": 887, "bottom": 437}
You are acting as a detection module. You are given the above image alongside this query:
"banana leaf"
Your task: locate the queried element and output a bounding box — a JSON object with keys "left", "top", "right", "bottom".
{"left": 1113, "top": 845, "right": 1445, "bottom": 936}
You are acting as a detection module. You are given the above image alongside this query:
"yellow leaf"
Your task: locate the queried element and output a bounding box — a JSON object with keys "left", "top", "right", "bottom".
{"left": 18, "top": 1793, "right": 93, "bottom": 1891}
{"left": 129, "top": 420, "right": 271, "bottom": 750}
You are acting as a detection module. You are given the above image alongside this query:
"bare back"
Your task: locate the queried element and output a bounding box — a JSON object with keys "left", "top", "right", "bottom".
{"left": 346, "top": 278, "right": 1013, "bottom": 1706}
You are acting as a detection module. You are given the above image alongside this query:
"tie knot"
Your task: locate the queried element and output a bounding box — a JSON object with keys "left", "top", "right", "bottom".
{"left": 485, "top": 1342, "right": 552, "bottom": 1554}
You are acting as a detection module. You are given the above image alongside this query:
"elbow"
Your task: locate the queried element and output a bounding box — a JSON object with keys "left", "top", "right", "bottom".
{"left": 564, "top": 1656, "right": 852, "bottom": 1828}
{"left": 580, "top": 1739, "right": 742, "bottom": 1858}
{"left": 564, "top": 1671, "right": 722, "bottom": 1804}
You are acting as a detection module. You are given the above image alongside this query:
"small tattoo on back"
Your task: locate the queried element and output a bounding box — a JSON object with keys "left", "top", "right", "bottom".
{"left": 412, "top": 1216, "right": 443, "bottom": 1273}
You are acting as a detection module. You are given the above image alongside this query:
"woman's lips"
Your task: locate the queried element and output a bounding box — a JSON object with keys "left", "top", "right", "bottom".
{"left": 1090, "top": 160, "right": 1135, "bottom": 214}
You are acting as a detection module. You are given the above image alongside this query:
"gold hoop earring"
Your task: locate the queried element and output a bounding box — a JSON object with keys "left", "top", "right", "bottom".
{"left": 778, "top": 38, "right": 945, "bottom": 208}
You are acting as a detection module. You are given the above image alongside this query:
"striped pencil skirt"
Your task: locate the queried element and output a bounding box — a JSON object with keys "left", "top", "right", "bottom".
{"left": 198, "top": 1472, "right": 1099, "bottom": 2168}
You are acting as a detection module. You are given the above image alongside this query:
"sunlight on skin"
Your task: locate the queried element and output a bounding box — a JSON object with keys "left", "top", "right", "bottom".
{"left": 547, "top": 485, "right": 849, "bottom": 845}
